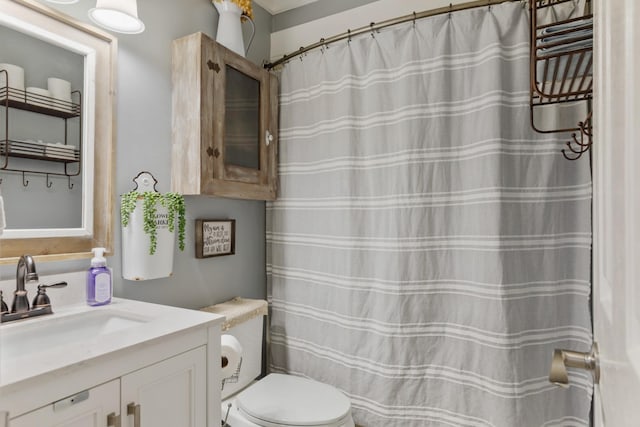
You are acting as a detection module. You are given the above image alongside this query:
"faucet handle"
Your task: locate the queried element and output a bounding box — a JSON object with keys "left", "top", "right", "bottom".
{"left": 32, "top": 281, "right": 67, "bottom": 308}
{"left": 0, "top": 290, "right": 8, "bottom": 314}
{"left": 40, "top": 281, "right": 68, "bottom": 289}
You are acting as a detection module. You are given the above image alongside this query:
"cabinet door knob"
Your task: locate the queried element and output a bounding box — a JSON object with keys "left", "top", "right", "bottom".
{"left": 107, "top": 412, "right": 121, "bottom": 427}
{"left": 127, "top": 402, "right": 141, "bottom": 427}
{"left": 265, "top": 130, "right": 274, "bottom": 146}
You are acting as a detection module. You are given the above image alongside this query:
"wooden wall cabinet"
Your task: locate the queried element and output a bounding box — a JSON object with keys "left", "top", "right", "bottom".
{"left": 171, "top": 32, "right": 278, "bottom": 201}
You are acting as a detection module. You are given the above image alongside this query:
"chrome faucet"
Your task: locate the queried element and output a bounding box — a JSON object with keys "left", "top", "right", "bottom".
{"left": 13, "top": 254, "right": 39, "bottom": 313}
{"left": 0, "top": 255, "right": 67, "bottom": 323}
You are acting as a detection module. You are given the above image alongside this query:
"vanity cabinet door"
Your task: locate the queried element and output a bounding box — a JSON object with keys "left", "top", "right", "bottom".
{"left": 121, "top": 346, "right": 207, "bottom": 427}
{"left": 172, "top": 32, "right": 278, "bottom": 201}
{"left": 10, "top": 379, "right": 119, "bottom": 427}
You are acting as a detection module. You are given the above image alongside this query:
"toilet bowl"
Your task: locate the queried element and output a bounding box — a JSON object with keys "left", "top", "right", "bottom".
{"left": 202, "top": 298, "right": 355, "bottom": 427}
{"left": 222, "top": 373, "right": 355, "bottom": 427}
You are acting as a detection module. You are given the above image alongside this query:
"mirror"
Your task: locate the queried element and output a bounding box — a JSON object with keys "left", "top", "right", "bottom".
{"left": 0, "top": 25, "right": 84, "bottom": 229}
{"left": 0, "top": 0, "right": 115, "bottom": 263}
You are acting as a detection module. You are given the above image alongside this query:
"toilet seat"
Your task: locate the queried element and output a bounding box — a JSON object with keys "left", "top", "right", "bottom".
{"left": 235, "top": 374, "right": 352, "bottom": 427}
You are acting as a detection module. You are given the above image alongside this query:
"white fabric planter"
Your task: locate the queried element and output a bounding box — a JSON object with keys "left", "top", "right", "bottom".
{"left": 122, "top": 198, "right": 175, "bottom": 281}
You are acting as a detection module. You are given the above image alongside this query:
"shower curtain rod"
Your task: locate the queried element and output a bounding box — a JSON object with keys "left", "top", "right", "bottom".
{"left": 265, "top": 0, "right": 523, "bottom": 69}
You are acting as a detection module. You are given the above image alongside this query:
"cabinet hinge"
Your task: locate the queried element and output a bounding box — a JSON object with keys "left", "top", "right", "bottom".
{"left": 206, "top": 60, "right": 221, "bottom": 73}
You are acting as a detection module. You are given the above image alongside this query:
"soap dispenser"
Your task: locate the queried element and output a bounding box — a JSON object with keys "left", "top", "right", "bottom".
{"left": 87, "top": 247, "right": 112, "bottom": 306}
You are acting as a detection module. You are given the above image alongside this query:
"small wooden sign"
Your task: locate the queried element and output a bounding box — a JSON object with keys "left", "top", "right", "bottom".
{"left": 195, "top": 219, "right": 236, "bottom": 258}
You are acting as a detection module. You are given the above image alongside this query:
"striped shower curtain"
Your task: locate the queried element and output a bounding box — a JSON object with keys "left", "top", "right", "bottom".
{"left": 266, "top": 3, "right": 592, "bottom": 426}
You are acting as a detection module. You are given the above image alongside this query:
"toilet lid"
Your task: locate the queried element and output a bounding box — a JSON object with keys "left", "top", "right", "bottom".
{"left": 236, "top": 374, "right": 351, "bottom": 427}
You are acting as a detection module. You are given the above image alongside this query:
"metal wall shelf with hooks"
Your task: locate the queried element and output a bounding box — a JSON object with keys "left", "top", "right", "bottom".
{"left": 0, "top": 70, "right": 82, "bottom": 188}
{"left": 530, "top": 0, "right": 593, "bottom": 160}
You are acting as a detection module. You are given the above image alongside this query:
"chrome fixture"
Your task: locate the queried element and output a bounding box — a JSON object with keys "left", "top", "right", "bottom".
{"left": 549, "top": 342, "right": 600, "bottom": 388}
{"left": 1, "top": 255, "right": 67, "bottom": 323}
{"left": 0, "top": 290, "right": 8, "bottom": 313}
{"left": 32, "top": 282, "right": 69, "bottom": 308}
{"left": 13, "top": 254, "right": 39, "bottom": 313}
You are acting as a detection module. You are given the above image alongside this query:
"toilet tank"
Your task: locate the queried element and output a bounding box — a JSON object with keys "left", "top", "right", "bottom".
{"left": 201, "top": 297, "right": 268, "bottom": 399}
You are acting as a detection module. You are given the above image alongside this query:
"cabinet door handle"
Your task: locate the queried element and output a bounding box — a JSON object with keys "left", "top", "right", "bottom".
{"left": 127, "top": 403, "right": 141, "bottom": 427}
{"left": 265, "top": 130, "right": 274, "bottom": 146}
{"left": 107, "top": 412, "right": 121, "bottom": 427}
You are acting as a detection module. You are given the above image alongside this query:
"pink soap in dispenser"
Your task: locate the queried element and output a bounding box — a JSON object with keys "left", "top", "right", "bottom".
{"left": 87, "top": 247, "right": 112, "bottom": 306}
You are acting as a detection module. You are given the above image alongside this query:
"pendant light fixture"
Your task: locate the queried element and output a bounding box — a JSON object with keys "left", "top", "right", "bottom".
{"left": 88, "top": 0, "right": 145, "bottom": 34}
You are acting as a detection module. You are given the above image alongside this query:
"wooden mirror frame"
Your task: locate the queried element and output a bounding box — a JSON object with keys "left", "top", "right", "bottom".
{"left": 0, "top": 0, "right": 116, "bottom": 264}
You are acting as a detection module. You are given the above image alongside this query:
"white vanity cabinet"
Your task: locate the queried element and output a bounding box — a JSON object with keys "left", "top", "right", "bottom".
{"left": 121, "top": 347, "right": 207, "bottom": 427}
{"left": 0, "top": 299, "right": 224, "bottom": 427}
{"left": 9, "top": 348, "right": 207, "bottom": 427}
{"left": 10, "top": 380, "right": 120, "bottom": 427}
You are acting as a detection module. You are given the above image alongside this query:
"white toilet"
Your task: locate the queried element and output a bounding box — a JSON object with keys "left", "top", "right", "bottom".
{"left": 203, "top": 298, "right": 355, "bottom": 427}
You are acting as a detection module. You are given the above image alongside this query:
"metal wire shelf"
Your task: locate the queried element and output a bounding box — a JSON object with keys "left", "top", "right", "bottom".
{"left": 0, "top": 68, "right": 82, "bottom": 187}
{"left": 530, "top": 0, "right": 593, "bottom": 160}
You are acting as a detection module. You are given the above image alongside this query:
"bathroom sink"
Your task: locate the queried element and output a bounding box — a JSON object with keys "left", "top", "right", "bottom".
{"left": 0, "top": 298, "right": 222, "bottom": 391}
{"left": 0, "top": 308, "right": 149, "bottom": 361}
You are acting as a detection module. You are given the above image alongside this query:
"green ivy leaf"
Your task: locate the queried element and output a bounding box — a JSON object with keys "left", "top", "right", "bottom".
{"left": 121, "top": 190, "right": 186, "bottom": 255}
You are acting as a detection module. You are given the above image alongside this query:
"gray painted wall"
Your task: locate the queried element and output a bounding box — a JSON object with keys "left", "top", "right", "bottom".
{"left": 271, "top": 0, "right": 378, "bottom": 32}
{"left": 0, "top": 0, "right": 381, "bottom": 309}
{"left": 0, "top": 0, "right": 272, "bottom": 309}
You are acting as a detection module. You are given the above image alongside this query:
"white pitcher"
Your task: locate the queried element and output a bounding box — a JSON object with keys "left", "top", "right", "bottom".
{"left": 212, "top": 0, "right": 255, "bottom": 57}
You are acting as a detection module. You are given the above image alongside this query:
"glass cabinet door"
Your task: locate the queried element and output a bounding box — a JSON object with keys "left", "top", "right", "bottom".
{"left": 223, "top": 65, "right": 260, "bottom": 171}
{"left": 210, "top": 43, "right": 272, "bottom": 190}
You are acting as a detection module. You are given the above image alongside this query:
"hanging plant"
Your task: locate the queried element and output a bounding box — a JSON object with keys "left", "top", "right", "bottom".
{"left": 121, "top": 191, "right": 186, "bottom": 255}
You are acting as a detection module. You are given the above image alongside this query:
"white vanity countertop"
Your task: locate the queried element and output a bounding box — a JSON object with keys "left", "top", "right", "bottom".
{"left": 0, "top": 297, "right": 224, "bottom": 390}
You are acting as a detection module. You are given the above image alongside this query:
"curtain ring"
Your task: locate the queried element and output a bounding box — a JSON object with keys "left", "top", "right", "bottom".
{"left": 487, "top": 0, "right": 492, "bottom": 11}
{"left": 412, "top": 11, "right": 417, "bottom": 28}
{"left": 347, "top": 29, "right": 352, "bottom": 43}
{"left": 319, "top": 38, "right": 328, "bottom": 52}
{"left": 22, "top": 171, "right": 28, "bottom": 187}
{"left": 448, "top": 3, "right": 453, "bottom": 19}
{"left": 370, "top": 22, "right": 376, "bottom": 38}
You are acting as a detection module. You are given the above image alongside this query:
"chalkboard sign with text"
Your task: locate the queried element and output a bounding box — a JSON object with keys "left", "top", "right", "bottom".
{"left": 195, "top": 219, "right": 236, "bottom": 258}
